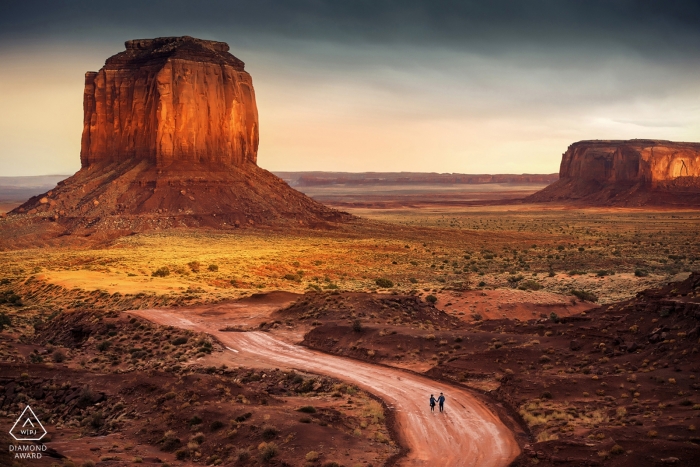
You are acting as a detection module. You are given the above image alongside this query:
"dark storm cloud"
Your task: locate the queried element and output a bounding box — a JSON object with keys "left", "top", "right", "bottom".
{"left": 2, "top": 1, "right": 700, "bottom": 175}
{"left": 2, "top": 0, "right": 700, "bottom": 60}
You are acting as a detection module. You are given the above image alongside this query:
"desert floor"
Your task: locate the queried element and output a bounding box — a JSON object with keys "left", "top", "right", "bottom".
{"left": 1, "top": 190, "right": 699, "bottom": 466}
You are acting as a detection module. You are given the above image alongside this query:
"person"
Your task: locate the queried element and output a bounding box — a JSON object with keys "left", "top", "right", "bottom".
{"left": 429, "top": 394, "right": 436, "bottom": 412}
{"left": 437, "top": 392, "right": 445, "bottom": 412}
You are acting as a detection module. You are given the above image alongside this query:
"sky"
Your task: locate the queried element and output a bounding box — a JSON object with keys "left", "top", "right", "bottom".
{"left": 1, "top": 1, "right": 700, "bottom": 176}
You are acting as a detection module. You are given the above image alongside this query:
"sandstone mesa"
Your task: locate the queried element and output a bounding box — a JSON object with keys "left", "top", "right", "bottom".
{"left": 3, "top": 36, "right": 349, "bottom": 246}
{"left": 528, "top": 139, "right": 700, "bottom": 206}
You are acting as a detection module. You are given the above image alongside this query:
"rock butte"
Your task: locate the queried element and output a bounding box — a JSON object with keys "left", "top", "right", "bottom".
{"left": 528, "top": 139, "right": 700, "bottom": 206}
{"left": 8, "top": 36, "right": 350, "bottom": 237}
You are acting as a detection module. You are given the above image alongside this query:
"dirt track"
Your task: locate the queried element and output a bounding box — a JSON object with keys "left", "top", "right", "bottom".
{"left": 136, "top": 308, "right": 520, "bottom": 467}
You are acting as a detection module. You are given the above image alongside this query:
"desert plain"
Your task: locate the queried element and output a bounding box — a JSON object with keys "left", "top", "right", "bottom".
{"left": 1, "top": 179, "right": 700, "bottom": 467}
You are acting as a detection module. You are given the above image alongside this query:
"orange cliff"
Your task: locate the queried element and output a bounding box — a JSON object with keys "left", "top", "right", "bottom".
{"left": 80, "top": 37, "right": 258, "bottom": 169}
{"left": 4, "top": 36, "right": 349, "bottom": 243}
{"left": 528, "top": 140, "right": 700, "bottom": 206}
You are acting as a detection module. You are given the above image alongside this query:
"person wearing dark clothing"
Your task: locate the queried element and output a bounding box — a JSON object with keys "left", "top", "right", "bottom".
{"left": 438, "top": 393, "right": 445, "bottom": 412}
{"left": 429, "top": 394, "right": 437, "bottom": 412}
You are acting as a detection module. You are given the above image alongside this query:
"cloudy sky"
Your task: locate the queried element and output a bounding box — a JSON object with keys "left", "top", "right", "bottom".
{"left": 1, "top": 1, "right": 700, "bottom": 176}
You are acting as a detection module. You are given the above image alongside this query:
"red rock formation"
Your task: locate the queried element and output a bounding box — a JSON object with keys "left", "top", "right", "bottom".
{"left": 528, "top": 140, "right": 700, "bottom": 206}
{"left": 81, "top": 36, "right": 258, "bottom": 168}
{"left": 4, "top": 37, "right": 349, "bottom": 241}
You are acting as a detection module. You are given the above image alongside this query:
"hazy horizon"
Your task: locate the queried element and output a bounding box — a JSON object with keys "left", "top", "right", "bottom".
{"left": 2, "top": 1, "right": 700, "bottom": 176}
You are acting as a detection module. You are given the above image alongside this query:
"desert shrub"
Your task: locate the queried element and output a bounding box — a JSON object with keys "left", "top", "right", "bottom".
{"left": 210, "top": 420, "right": 225, "bottom": 431}
{"left": 507, "top": 274, "right": 524, "bottom": 286}
{"left": 478, "top": 281, "right": 486, "bottom": 287}
{"left": 299, "top": 416, "right": 312, "bottom": 423}
{"left": 197, "top": 339, "right": 213, "bottom": 353}
{"left": 425, "top": 294, "right": 437, "bottom": 304}
{"left": 261, "top": 425, "right": 278, "bottom": 440}
{"left": 634, "top": 269, "right": 649, "bottom": 277}
{"left": 409, "top": 277, "right": 418, "bottom": 283}
{"left": 0, "top": 312, "right": 11, "bottom": 331}
{"left": 234, "top": 412, "right": 252, "bottom": 422}
{"left": 258, "top": 442, "right": 278, "bottom": 461}
{"left": 187, "top": 261, "right": 201, "bottom": 273}
{"left": 189, "top": 415, "right": 202, "bottom": 426}
{"left": 518, "top": 279, "right": 542, "bottom": 291}
{"left": 306, "top": 451, "right": 320, "bottom": 461}
{"left": 89, "top": 411, "right": 104, "bottom": 429}
{"left": 472, "top": 313, "right": 482, "bottom": 321}
{"left": 52, "top": 349, "right": 66, "bottom": 363}
{"left": 208, "top": 264, "right": 219, "bottom": 272}
{"left": 375, "top": 278, "right": 394, "bottom": 288}
{"left": 352, "top": 319, "right": 363, "bottom": 333}
{"left": 152, "top": 267, "right": 170, "bottom": 277}
{"left": 96, "top": 341, "right": 111, "bottom": 352}
{"left": 236, "top": 449, "right": 250, "bottom": 461}
{"left": 160, "top": 431, "right": 181, "bottom": 451}
{"left": 0, "top": 291, "right": 22, "bottom": 306}
{"left": 571, "top": 289, "right": 598, "bottom": 302}
{"left": 78, "top": 386, "right": 96, "bottom": 407}
{"left": 540, "top": 391, "right": 553, "bottom": 400}
{"left": 171, "top": 337, "right": 188, "bottom": 346}
{"left": 549, "top": 312, "right": 560, "bottom": 323}
{"left": 175, "top": 449, "right": 188, "bottom": 460}
{"left": 610, "top": 444, "right": 624, "bottom": 455}
{"left": 298, "top": 405, "right": 317, "bottom": 413}
{"left": 29, "top": 353, "right": 44, "bottom": 363}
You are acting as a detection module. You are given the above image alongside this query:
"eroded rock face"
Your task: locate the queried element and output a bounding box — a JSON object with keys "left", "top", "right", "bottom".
{"left": 81, "top": 36, "right": 258, "bottom": 168}
{"left": 3, "top": 37, "right": 349, "bottom": 243}
{"left": 559, "top": 140, "right": 700, "bottom": 186}
{"left": 529, "top": 140, "right": 700, "bottom": 206}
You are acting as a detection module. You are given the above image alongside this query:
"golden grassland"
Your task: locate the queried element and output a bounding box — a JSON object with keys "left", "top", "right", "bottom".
{"left": 1, "top": 207, "right": 699, "bottom": 314}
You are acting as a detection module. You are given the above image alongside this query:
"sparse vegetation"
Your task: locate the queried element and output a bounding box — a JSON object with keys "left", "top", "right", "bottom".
{"left": 571, "top": 289, "right": 598, "bottom": 302}
{"left": 375, "top": 278, "right": 394, "bottom": 288}
{"left": 152, "top": 267, "right": 170, "bottom": 277}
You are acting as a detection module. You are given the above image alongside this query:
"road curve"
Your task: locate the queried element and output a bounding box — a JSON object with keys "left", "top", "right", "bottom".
{"left": 136, "top": 309, "right": 520, "bottom": 467}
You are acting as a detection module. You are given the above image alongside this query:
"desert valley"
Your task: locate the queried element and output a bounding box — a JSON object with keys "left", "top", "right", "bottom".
{"left": 1, "top": 9, "right": 700, "bottom": 467}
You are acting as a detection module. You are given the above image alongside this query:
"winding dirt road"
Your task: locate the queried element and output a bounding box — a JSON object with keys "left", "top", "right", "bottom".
{"left": 136, "top": 307, "right": 520, "bottom": 467}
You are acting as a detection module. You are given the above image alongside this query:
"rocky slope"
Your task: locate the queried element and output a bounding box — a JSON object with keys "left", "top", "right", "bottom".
{"left": 279, "top": 274, "right": 700, "bottom": 466}
{"left": 2, "top": 37, "right": 349, "bottom": 246}
{"left": 528, "top": 140, "right": 700, "bottom": 206}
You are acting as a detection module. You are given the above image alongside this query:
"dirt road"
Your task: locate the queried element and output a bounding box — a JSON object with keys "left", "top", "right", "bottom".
{"left": 137, "top": 308, "right": 520, "bottom": 467}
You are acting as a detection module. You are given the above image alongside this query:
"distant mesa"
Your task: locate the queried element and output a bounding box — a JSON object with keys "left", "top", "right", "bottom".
{"left": 4, "top": 36, "right": 350, "bottom": 242}
{"left": 528, "top": 139, "right": 700, "bottom": 206}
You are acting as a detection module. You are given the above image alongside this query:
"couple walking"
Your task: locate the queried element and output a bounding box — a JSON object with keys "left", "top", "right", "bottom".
{"left": 429, "top": 392, "right": 445, "bottom": 412}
